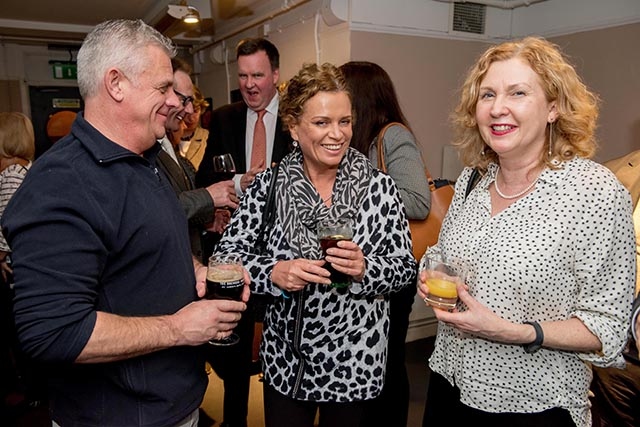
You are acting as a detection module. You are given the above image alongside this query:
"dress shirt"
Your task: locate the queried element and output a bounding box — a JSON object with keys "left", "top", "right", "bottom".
{"left": 159, "top": 136, "right": 179, "bottom": 164}
{"left": 231, "top": 94, "right": 279, "bottom": 195}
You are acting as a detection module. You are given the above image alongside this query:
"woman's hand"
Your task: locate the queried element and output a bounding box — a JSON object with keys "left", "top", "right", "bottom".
{"left": 432, "top": 285, "right": 528, "bottom": 345}
{"left": 271, "top": 259, "right": 331, "bottom": 292}
{"left": 324, "top": 240, "right": 366, "bottom": 282}
{"left": 417, "top": 268, "right": 431, "bottom": 301}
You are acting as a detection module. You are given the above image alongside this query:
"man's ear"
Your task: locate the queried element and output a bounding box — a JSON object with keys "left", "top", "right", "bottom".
{"left": 105, "top": 68, "right": 126, "bottom": 102}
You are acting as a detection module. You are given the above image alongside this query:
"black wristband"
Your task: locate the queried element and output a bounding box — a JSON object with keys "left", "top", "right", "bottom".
{"left": 523, "top": 321, "right": 544, "bottom": 353}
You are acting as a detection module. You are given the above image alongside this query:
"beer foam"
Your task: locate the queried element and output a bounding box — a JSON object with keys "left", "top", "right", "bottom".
{"left": 207, "top": 268, "right": 242, "bottom": 282}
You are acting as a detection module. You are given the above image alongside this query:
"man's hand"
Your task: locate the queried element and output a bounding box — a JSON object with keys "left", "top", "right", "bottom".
{"left": 205, "top": 209, "right": 231, "bottom": 233}
{"left": 240, "top": 161, "right": 265, "bottom": 192}
{"left": 206, "top": 181, "right": 239, "bottom": 210}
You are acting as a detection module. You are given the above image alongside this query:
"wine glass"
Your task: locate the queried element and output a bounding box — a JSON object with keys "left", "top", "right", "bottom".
{"left": 205, "top": 253, "right": 244, "bottom": 346}
{"left": 212, "top": 153, "right": 236, "bottom": 182}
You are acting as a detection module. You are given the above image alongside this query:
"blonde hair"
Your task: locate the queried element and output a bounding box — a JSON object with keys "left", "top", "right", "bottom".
{"left": 192, "top": 85, "right": 209, "bottom": 111}
{"left": 0, "top": 112, "right": 36, "bottom": 160}
{"left": 453, "top": 36, "right": 599, "bottom": 171}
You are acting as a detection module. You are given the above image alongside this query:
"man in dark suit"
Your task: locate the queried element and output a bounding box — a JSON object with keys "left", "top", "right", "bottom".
{"left": 156, "top": 58, "right": 238, "bottom": 261}
{"left": 196, "top": 39, "right": 291, "bottom": 194}
{"left": 590, "top": 150, "right": 640, "bottom": 427}
{"left": 195, "top": 38, "right": 292, "bottom": 427}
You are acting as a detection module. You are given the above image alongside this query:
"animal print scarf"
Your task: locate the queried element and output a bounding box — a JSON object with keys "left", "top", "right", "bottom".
{"left": 275, "top": 147, "right": 372, "bottom": 260}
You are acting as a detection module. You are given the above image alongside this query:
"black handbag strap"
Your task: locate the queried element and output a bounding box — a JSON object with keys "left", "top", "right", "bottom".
{"left": 258, "top": 163, "right": 280, "bottom": 247}
{"left": 465, "top": 168, "right": 481, "bottom": 200}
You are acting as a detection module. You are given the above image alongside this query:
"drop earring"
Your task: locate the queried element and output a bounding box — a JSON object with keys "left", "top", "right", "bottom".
{"left": 548, "top": 121, "right": 553, "bottom": 158}
{"left": 548, "top": 120, "right": 561, "bottom": 166}
{"left": 292, "top": 140, "right": 299, "bottom": 148}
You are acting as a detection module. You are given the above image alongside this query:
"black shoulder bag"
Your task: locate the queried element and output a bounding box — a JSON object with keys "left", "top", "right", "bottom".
{"left": 252, "top": 163, "right": 280, "bottom": 321}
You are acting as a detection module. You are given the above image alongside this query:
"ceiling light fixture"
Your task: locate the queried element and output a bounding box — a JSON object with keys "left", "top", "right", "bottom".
{"left": 182, "top": 6, "right": 200, "bottom": 24}
{"left": 167, "top": 2, "right": 201, "bottom": 24}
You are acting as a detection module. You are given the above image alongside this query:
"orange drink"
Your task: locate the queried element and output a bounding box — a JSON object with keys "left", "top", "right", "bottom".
{"left": 421, "top": 252, "right": 467, "bottom": 310}
{"left": 424, "top": 278, "right": 459, "bottom": 309}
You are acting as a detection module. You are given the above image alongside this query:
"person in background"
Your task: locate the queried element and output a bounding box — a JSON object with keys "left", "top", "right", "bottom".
{"left": 0, "top": 112, "right": 38, "bottom": 416}
{"left": 417, "top": 37, "right": 635, "bottom": 427}
{"left": 589, "top": 149, "right": 640, "bottom": 427}
{"left": 157, "top": 58, "right": 238, "bottom": 261}
{"left": 339, "top": 60, "right": 430, "bottom": 427}
{"left": 195, "top": 37, "right": 292, "bottom": 427}
{"left": 216, "top": 62, "right": 416, "bottom": 427}
{"left": 0, "top": 112, "right": 34, "bottom": 280}
{"left": 196, "top": 37, "right": 292, "bottom": 196}
{"left": 1, "top": 19, "right": 249, "bottom": 427}
{"left": 169, "top": 84, "right": 210, "bottom": 171}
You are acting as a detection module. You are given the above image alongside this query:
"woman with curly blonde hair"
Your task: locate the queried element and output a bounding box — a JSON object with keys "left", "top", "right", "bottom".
{"left": 417, "top": 37, "right": 635, "bottom": 427}
{"left": 453, "top": 36, "right": 599, "bottom": 171}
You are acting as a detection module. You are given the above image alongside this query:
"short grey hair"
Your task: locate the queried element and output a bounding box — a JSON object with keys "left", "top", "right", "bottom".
{"left": 77, "top": 19, "right": 176, "bottom": 99}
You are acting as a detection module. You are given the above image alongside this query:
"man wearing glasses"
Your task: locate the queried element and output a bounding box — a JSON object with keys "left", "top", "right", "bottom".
{"left": 156, "top": 58, "right": 238, "bottom": 261}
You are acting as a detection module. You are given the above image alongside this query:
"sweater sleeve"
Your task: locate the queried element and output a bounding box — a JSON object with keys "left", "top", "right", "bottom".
{"left": 379, "top": 125, "right": 431, "bottom": 220}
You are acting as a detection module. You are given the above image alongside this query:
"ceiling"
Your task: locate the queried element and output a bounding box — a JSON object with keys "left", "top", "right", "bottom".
{"left": 0, "top": 0, "right": 265, "bottom": 47}
{"left": 0, "top": 0, "right": 547, "bottom": 48}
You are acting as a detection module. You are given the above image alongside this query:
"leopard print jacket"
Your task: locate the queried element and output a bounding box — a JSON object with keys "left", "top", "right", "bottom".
{"left": 216, "top": 165, "right": 416, "bottom": 402}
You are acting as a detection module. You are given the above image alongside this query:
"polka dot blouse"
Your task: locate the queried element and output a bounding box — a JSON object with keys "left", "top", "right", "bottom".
{"left": 422, "top": 157, "right": 636, "bottom": 427}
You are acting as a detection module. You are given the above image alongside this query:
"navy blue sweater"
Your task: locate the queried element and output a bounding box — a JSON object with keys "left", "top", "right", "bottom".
{"left": 2, "top": 113, "right": 207, "bottom": 426}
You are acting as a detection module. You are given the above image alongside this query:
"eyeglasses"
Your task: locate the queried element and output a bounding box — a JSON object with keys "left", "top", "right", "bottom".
{"left": 174, "top": 89, "right": 194, "bottom": 107}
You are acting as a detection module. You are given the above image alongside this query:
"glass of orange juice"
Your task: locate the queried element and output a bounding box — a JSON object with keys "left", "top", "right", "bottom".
{"left": 421, "top": 252, "right": 467, "bottom": 310}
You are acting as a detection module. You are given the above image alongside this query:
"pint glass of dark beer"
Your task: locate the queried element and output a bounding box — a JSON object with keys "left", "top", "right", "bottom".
{"left": 206, "top": 253, "right": 244, "bottom": 345}
{"left": 317, "top": 218, "right": 353, "bottom": 288}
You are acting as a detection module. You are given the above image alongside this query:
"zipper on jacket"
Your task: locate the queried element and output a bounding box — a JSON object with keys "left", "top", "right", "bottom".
{"left": 291, "top": 289, "right": 306, "bottom": 397}
{"left": 152, "top": 165, "right": 161, "bottom": 182}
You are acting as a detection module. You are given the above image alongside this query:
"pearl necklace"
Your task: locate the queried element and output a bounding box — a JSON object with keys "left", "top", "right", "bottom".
{"left": 494, "top": 166, "right": 541, "bottom": 199}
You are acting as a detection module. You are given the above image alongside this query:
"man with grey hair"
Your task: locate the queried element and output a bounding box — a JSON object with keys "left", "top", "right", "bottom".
{"left": 1, "top": 19, "right": 248, "bottom": 427}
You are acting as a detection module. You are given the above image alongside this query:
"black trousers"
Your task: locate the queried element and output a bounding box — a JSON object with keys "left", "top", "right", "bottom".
{"left": 205, "top": 306, "right": 256, "bottom": 427}
{"left": 360, "top": 283, "right": 416, "bottom": 427}
{"left": 263, "top": 382, "right": 366, "bottom": 427}
{"left": 423, "top": 371, "right": 576, "bottom": 427}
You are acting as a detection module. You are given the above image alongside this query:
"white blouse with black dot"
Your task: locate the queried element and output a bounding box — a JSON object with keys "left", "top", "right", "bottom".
{"left": 422, "top": 157, "right": 636, "bottom": 427}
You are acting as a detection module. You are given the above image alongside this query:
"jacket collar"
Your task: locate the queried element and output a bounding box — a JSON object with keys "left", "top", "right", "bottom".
{"left": 70, "top": 112, "right": 161, "bottom": 164}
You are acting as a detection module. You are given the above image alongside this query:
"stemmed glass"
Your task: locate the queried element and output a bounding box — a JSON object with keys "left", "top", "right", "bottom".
{"left": 205, "top": 253, "right": 244, "bottom": 346}
{"left": 212, "top": 153, "right": 236, "bottom": 182}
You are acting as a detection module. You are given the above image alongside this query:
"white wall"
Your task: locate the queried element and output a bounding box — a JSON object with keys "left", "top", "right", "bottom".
{"left": 195, "top": 0, "right": 350, "bottom": 109}
{"left": 512, "top": 0, "right": 640, "bottom": 37}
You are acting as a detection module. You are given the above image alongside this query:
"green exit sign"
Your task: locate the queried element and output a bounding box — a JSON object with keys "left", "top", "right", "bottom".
{"left": 52, "top": 63, "right": 77, "bottom": 80}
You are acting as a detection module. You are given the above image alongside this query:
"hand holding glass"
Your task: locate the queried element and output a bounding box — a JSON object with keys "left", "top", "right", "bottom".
{"left": 205, "top": 254, "right": 244, "bottom": 346}
{"left": 317, "top": 218, "right": 353, "bottom": 288}
{"left": 421, "top": 253, "right": 467, "bottom": 310}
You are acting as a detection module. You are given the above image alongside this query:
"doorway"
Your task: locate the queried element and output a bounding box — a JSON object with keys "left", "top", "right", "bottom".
{"left": 29, "top": 86, "right": 83, "bottom": 159}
